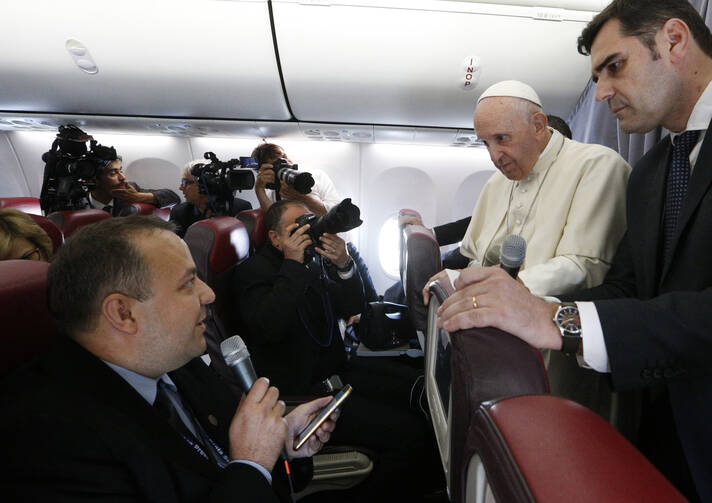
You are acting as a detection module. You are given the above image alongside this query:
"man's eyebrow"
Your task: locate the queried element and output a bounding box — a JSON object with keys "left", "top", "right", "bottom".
{"left": 177, "top": 267, "right": 198, "bottom": 284}
{"left": 593, "top": 53, "right": 619, "bottom": 80}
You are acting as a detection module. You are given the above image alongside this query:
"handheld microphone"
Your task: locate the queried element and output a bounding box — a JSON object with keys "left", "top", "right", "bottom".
{"left": 499, "top": 235, "right": 526, "bottom": 278}
{"left": 220, "top": 335, "right": 291, "bottom": 464}
{"left": 220, "top": 335, "right": 258, "bottom": 394}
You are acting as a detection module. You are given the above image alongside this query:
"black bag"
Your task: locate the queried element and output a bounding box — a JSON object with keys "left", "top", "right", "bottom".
{"left": 357, "top": 300, "right": 416, "bottom": 350}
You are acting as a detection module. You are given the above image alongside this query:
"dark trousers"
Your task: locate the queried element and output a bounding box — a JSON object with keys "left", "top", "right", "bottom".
{"left": 306, "top": 357, "right": 443, "bottom": 502}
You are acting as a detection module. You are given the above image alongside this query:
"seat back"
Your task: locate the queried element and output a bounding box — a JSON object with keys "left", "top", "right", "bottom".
{"left": 236, "top": 208, "right": 266, "bottom": 252}
{"left": 47, "top": 209, "right": 111, "bottom": 238}
{"left": 0, "top": 260, "right": 56, "bottom": 377}
{"left": 424, "top": 279, "right": 549, "bottom": 502}
{"left": 401, "top": 224, "right": 441, "bottom": 332}
{"left": 0, "top": 197, "right": 42, "bottom": 215}
{"left": 184, "top": 217, "right": 250, "bottom": 392}
{"left": 468, "top": 395, "right": 685, "bottom": 503}
{"left": 131, "top": 202, "right": 159, "bottom": 215}
{"left": 28, "top": 214, "right": 63, "bottom": 253}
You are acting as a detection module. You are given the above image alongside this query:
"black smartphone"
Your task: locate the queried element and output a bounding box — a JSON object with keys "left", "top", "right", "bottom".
{"left": 293, "top": 384, "right": 353, "bottom": 451}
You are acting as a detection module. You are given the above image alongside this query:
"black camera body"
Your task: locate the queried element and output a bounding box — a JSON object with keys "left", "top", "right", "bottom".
{"left": 39, "top": 125, "right": 118, "bottom": 214}
{"left": 266, "top": 158, "right": 315, "bottom": 195}
{"left": 190, "top": 152, "right": 256, "bottom": 216}
{"left": 294, "top": 198, "right": 363, "bottom": 260}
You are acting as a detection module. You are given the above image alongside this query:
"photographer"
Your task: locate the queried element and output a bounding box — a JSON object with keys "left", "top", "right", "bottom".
{"left": 252, "top": 143, "right": 339, "bottom": 217}
{"left": 89, "top": 156, "right": 179, "bottom": 216}
{"left": 232, "top": 200, "right": 442, "bottom": 501}
{"left": 170, "top": 160, "right": 252, "bottom": 238}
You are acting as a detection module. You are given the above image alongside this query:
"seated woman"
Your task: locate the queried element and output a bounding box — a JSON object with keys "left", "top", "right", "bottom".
{"left": 170, "top": 160, "right": 252, "bottom": 237}
{"left": 0, "top": 208, "right": 53, "bottom": 261}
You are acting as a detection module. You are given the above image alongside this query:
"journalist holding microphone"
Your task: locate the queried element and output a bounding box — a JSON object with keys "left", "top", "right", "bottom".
{"left": 0, "top": 216, "right": 338, "bottom": 502}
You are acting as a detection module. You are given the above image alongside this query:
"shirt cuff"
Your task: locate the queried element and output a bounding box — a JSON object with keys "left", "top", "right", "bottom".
{"left": 228, "top": 460, "right": 272, "bottom": 484}
{"left": 576, "top": 301, "right": 611, "bottom": 373}
{"left": 337, "top": 264, "right": 355, "bottom": 280}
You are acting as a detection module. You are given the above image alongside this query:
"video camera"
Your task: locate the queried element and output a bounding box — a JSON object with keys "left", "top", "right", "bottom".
{"left": 265, "top": 158, "right": 315, "bottom": 197}
{"left": 190, "top": 152, "right": 257, "bottom": 216}
{"left": 294, "top": 198, "right": 363, "bottom": 260}
{"left": 39, "top": 125, "right": 118, "bottom": 214}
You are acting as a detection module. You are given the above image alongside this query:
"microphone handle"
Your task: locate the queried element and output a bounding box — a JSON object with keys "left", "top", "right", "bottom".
{"left": 228, "top": 357, "right": 290, "bottom": 459}
{"left": 501, "top": 264, "right": 520, "bottom": 279}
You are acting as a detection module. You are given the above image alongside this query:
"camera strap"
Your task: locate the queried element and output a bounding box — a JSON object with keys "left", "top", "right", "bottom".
{"left": 297, "top": 259, "right": 335, "bottom": 348}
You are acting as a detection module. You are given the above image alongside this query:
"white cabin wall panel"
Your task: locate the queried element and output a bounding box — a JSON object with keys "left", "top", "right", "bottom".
{"left": 359, "top": 143, "right": 495, "bottom": 293}
{"left": 7, "top": 131, "right": 58, "bottom": 198}
{"left": 0, "top": 1, "right": 288, "bottom": 120}
{"left": 274, "top": 1, "right": 593, "bottom": 127}
{"left": 0, "top": 133, "right": 30, "bottom": 197}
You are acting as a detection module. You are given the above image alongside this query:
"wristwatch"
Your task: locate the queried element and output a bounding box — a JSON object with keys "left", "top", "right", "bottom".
{"left": 336, "top": 257, "right": 354, "bottom": 272}
{"left": 553, "top": 302, "right": 582, "bottom": 356}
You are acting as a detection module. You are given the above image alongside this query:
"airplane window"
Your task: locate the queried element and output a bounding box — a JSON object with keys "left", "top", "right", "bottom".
{"left": 378, "top": 216, "right": 400, "bottom": 278}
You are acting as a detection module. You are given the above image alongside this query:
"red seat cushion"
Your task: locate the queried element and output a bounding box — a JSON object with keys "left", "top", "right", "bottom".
{"left": 0, "top": 197, "right": 42, "bottom": 215}
{"left": 47, "top": 209, "right": 111, "bottom": 238}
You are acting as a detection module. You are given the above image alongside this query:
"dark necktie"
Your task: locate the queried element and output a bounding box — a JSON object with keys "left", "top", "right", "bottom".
{"left": 154, "top": 379, "right": 229, "bottom": 467}
{"left": 663, "top": 129, "right": 700, "bottom": 261}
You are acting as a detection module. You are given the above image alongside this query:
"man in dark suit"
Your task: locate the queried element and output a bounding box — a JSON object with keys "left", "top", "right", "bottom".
{"left": 89, "top": 156, "right": 180, "bottom": 216}
{"left": 0, "top": 216, "right": 337, "bottom": 502}
{"left": 432, "top": 1, "right": 712, "bottom": 501}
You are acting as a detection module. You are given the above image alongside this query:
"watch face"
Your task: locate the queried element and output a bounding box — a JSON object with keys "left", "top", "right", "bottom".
{"left": 557, "top": 305, "right": 581, "bottom": 336}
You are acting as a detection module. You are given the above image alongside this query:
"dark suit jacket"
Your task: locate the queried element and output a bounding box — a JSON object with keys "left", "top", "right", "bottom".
{"left": 232, "top": 244, "right": 364, "bottom": 395}
{"left": 0, "top": 336, "right": 279, "bottom": 502}
{"left": 433, "top": 216, "right": 470, "bottom": 246}
{"left": 564, "top": 121, "right": 712, "bottom": 501}
{"left": 111, "top": 182, "right": 181, "bottom": 216}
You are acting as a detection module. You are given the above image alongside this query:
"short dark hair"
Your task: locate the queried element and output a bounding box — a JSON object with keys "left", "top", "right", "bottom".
{"left": 251, "top": 143, "right": 283, "bottom": 165}
{"left": 47, "top": 216, "right": 174, "bottom": 336}
{"left": 578, "top": 0, "right": 712, "bottom": 59}
{"left": 546, "top": 114, "right": 573, "bottom": 139}
{"left": 264, "top": 200, "right": 305, "bottom": 233}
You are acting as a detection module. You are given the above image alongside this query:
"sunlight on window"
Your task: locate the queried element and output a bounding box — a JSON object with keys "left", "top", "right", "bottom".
{"left": 378, "top": 216, "right": 400, "bottom": 278}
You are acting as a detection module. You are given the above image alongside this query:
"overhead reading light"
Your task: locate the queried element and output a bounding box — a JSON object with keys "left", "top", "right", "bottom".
{"left": 65, "top": 39, "right": 98, "bottom": 75}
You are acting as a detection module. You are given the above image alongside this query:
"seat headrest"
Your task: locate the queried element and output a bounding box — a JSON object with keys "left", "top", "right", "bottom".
{"left": 401, "top": 224, "right": 441, "bottom": 331}
{"left": 131, "top": 203, "right": 158, "bottom": 215}
{"left": 236, "top": 209, "right": 266, "bottom": 250}
{"left": 0, "top": 197, "right": 42, "bottom": 215}
{"left": 0, "top": 260, "right": 56, "bottom": 376}
{"left": 184, "top": 217, "right": 250, "bottom": 278}
{"left": 28, "top": 214, "right": 63, "bottom": 253}
{"left": 47, "top": 209, "right": 112, "bottom": 238}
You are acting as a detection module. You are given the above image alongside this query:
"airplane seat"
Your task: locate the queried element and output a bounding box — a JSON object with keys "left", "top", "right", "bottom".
{"left": 28, "top": 214, "right": 63, "bottom": 253}
{"left": 235, "top": 208, "right": 266, "bottom": 253}
{"left": 401, "top": 223, "right": 441, "bottom": 334}
{"left": 466, "top": 394, "right": 685, "bottom": 503}
{"left": 0, "top": 260, "right": 56, "bottom": 377}
{"left": 152, "top": 207, "right": 171, "bottom": 221}
{"left": 130, "top": 202, "right": 159, "bottom": 215}
{"left": 183, "top": 217, "right": 250, "bottom": 391}
{"left": 47, "top": 209, "right": 111, "bottom": 238}
{"left": 0, "top": 197, "right": 42, "bottom": 215}
{"left": 425, "top": 278, "right": 549, "bottom": 502}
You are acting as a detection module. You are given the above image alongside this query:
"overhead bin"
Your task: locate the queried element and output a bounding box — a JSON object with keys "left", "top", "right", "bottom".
{"left": 273, "top": 0, "right": 602, "bottom": 128}
{"left": 0, "top": 0, "right": 290, "bottom": 120}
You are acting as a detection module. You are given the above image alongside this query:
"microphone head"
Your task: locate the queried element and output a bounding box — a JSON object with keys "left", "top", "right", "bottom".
{"left": 500, "top": 234, "right": 526, "bottom": 269}
{"left": 220, "top": 335, "right": 250, "bottom": 367}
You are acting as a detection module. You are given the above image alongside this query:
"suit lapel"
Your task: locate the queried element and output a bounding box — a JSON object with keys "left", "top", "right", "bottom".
{"left": 662, "top": 117, "right": 712, "bottom": 280}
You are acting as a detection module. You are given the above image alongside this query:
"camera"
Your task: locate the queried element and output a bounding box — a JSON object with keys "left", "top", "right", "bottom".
{"left": 39, "top": 125, "right": 118, "bottom": 214}
{"left": 190, "top": 152, "right": 256, "bottom": 216}
{"left": 266, "top": 158, "right": 315, "bottom": 196}
{"left": 294, "top": 198, "right": 363, "bottom": 259}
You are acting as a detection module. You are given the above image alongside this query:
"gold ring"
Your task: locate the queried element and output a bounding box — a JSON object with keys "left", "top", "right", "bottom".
{"left": 472, "top": 296, "right": 478, "bottom": 309}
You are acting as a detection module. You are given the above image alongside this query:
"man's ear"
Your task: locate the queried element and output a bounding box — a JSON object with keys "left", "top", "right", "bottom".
{"left": 662, "top": 18, "right": 691, "bottom": 63}
{"left": 268, "top": 229, "right": 281, "bottom": 249}
{"left": 532, "top": 112, "right": 548, "bottom": 135}
{"left": 102, "top": 293, "right": 139, "bottom": 335}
